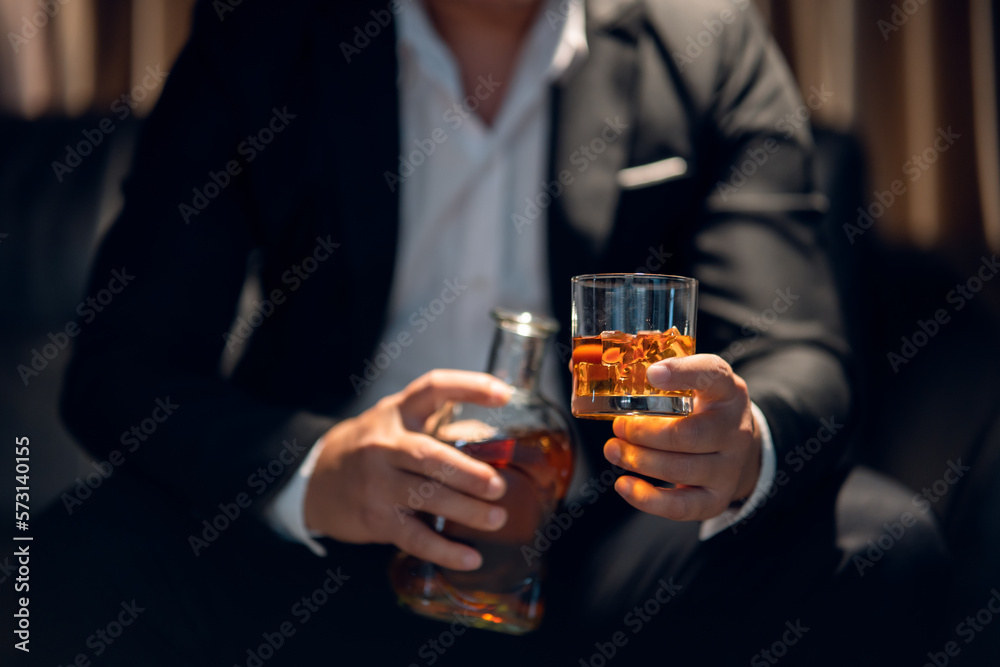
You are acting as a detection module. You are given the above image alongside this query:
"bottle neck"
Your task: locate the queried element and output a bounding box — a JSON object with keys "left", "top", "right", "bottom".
{"left": 486, "top": 326, "right": 551, "bottom": 394}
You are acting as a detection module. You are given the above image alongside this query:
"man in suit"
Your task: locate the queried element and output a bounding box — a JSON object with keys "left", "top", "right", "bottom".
{"left": 20, "top": 0, "right": 948, "bottom": 665}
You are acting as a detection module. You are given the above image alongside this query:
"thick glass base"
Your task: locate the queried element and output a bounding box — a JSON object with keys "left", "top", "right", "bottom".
{"left": 390, "top": 554, "right": 542, "bottom": 635}
{"left": 571, "top": 393, "right": 693, "bottom": 419}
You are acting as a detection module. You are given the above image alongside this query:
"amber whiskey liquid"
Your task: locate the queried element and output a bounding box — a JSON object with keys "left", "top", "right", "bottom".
{"left": 571, "top": 328, "right": 696, "bottom": 419}
{"left": 389, "top": 427, "right": 573, "bottom": 634}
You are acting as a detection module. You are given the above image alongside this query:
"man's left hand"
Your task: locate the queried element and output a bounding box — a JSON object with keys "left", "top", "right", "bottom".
{"left": 604, "top": 354, "right": 762, "bottom": 521}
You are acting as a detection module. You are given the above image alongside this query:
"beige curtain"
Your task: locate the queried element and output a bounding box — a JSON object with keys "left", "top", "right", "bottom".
{"left": 0, "top": 0, "right": 195, "bottom": 117}
{"left": 2, "top": 0, "right": 997, "bottom": 256}
{"left": 759, "top": 0, "right": 1000, "bottom": 256}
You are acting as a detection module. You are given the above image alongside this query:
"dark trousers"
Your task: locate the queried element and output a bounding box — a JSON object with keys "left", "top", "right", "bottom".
{"left": 3, "top": 467, "right": 949, "bottom": 666}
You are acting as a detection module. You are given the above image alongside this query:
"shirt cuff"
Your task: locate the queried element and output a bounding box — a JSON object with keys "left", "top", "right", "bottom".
{"left": 698, "top": 401, "right": 776, "bottom": 541}
{"left": 263, "top": 436, "right": 329, "bottom": 557}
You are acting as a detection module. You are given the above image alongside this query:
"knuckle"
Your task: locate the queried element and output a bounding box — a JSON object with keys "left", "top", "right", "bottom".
{"left": 627, "top": 419, "right": 645, "bottom": 444}
{"left": 424, "top": 369, "right": 446, "bottom": 391}
{"left": 712, "top": 356, "right": 732, "bottom": 376}
{"left": 402, "top": 375, "right": 429, "bottom": 400}
{"left": 409, "top": 440, "right": 431, "bottom": 471}
{"left": 374, "top": 394, "right": 401, "bottom": 415}
{"left": 698, "top": 357, "right": 729, "bottom": 387}
{"left": 619, "top": 442, "right": 639, "bottom": 470}
{"left": 400, "top": 522, "right": 431, "bottom": 556}
{"left": 692, "top": 368, "right": 711, "bottom": 390}
{"left": 621, "top": 421, "right": 635, "bottom": 444}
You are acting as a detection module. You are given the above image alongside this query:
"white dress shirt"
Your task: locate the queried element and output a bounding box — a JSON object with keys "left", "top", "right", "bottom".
{"left": 266, "top": 0, "right": 775, "bottom": 556}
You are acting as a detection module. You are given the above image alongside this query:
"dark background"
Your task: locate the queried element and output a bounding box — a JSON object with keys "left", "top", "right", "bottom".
{"left": 0, "top": 0, "right": 998, "bottom": 662}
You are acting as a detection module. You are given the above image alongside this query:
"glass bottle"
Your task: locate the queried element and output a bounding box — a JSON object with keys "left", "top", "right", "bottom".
{"left": 389, "top": 309, "right": 575, "bottom": 634}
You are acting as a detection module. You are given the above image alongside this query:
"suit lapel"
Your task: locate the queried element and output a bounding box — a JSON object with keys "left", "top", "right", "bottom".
{"left": 548, "top": 0, "right": 643, "bottom": 333}
{"left": 317, "top": 4, "right": 401, "bottom": 332}
{"left": 549, "top": 0, "right": 642, "bottom": 259}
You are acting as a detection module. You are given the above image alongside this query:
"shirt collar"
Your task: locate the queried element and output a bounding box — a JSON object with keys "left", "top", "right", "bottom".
{"left": 545, "top": 0, "right": 589, "bottom": 84}
{"left": 397, "top": 0, "right": 589, "bottom": 97}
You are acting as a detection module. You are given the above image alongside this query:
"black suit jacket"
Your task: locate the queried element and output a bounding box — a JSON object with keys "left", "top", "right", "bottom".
{"left": 61, "top": 0, "right": 851, "bottom": 541}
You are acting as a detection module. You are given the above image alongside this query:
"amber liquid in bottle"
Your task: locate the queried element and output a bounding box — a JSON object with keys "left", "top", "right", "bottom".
{"left": 571, "top": 328, "right": 696, "bottom": 419}
{"left": 389, "top": 427, "right": 573, "bottom": 633}
{"left": 389, "top": 309, "right": 574, "bottom": 635}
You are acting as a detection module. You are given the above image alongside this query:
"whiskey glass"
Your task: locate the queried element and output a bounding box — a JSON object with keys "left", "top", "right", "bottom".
{"left": 571, "top": 274, "right": 698, "bottom": 419}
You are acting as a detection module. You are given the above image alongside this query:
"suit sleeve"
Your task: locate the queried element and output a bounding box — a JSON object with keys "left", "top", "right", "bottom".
{"left": 680, "top": 4, "right": 854, "bottom": 529}
{"left": 59, "top": 1, "right": 336, "bottom": 527}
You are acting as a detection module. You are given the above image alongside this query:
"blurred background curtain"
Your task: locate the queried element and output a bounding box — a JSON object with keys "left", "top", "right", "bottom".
{"left": 0, "top": 0, "right": 196, "bottom": 117}
{"left": 759, "top": 0, "right": 1000, "bottom": 264}
{"left": 0, "top": 0, "right": 997, "bottom": 259}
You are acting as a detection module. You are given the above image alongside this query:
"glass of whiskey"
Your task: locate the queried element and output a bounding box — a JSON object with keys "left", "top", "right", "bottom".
{"left": 571, "top": 274, "right": 698, "bottom": 419}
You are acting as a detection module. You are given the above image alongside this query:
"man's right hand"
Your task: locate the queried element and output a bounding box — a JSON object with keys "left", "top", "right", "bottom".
{"left": 304, "top": 370, "right": 511, "bottom": 570}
